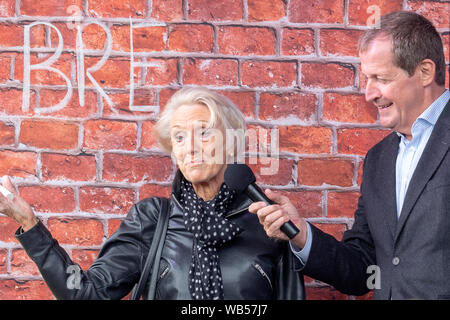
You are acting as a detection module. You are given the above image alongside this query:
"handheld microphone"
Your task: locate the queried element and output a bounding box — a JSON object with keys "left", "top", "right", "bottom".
{"left": 224, "top": 163, "right": 299, "bottom": 239}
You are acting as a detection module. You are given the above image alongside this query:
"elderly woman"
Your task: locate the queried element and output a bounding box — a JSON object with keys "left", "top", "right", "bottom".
{"left": 0, "top": 87, "right": 305, "bottom": 300}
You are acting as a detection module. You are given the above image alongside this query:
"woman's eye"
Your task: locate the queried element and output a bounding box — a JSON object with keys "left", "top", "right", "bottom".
{"left": 173, "top": 133, "right": 184, "bottom": 143}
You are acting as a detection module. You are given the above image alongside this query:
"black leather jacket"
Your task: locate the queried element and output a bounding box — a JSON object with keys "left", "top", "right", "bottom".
{"left": 16, "top": 171, "right": 305, "bottom": 300}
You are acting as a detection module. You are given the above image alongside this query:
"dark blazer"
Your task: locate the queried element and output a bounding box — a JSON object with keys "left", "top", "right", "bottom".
{"left": 301, "top": 99, "right": 450, "bottom": 299}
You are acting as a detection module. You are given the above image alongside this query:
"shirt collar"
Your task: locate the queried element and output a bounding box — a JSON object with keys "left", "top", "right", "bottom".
{"left": 396, "top": 89, "right": 450, "bottom": 139}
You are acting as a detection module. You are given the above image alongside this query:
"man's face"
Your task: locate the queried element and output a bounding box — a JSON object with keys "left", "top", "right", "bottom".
{"left": 360, "top": 37, "right": 425, "bottom": 139}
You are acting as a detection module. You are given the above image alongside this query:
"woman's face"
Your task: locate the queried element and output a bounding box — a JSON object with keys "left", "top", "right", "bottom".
{"left": 170, "top": 103, "right": 227, "bottom": 187}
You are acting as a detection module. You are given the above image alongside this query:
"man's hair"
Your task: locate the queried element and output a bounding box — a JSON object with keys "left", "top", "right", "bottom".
{"left": 358, "top": 11, "right": 446, "bottom": 86}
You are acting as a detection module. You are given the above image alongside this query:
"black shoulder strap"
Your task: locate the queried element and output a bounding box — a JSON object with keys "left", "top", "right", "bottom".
{"left": 131, "top": 197, "right": 170, "bottom": 300}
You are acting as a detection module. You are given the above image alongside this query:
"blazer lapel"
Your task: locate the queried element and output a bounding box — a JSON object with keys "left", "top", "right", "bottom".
{"left": 395, "top": 100, "right": 450, "bottom": 242}
{"left": 378, "top": 133, "right": 400, "bottom": 240}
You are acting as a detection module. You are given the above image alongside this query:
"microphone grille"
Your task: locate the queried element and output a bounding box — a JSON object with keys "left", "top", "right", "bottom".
{"left": 224, "top": 163, "right": 256, "bottom": 193}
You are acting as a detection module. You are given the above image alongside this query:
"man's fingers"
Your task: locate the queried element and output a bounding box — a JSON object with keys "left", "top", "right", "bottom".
{"left": 248, "top": 201, "right": 267, "bottom": 214}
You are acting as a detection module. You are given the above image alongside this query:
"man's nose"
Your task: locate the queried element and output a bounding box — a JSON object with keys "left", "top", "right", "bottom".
{"left": 365, "top": 79, "right": 381, "bottom": 102}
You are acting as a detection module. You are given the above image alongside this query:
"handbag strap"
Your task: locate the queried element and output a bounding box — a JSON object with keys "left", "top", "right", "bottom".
{"left": 131, "top": 197, "right": 170, "bottom": 300}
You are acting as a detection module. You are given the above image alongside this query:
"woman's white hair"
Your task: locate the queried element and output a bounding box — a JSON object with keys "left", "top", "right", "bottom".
{"left": 154, "top": 87, "right": 246, "bottom": 156}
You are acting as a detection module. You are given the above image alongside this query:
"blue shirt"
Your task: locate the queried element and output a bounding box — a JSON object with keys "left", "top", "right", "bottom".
{"left": 291, "top": 89, "right": 450, "bottom": 265}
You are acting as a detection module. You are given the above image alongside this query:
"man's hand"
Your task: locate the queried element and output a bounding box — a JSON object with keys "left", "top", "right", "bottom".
{"left": 0, "top": 176, "right": 37, "bottom": 232}
{"left": 248, "top": 189, "right": 308, "bottom": 249}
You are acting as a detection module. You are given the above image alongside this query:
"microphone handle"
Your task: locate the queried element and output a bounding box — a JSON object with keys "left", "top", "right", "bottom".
{"left": 247, "top": 184, "right": 299, "bottom": 239}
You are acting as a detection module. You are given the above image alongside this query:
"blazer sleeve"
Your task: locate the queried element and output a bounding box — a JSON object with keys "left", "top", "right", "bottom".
{"left": 15, "top": 198, "right": 161, "bottom": 300}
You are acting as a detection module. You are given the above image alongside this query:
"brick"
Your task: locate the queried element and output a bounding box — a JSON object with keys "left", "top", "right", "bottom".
{"left": 87, "top": 0, "right": 146, "bottom": 18}
{"left": 83, "top": 120, "right": 137, "bottom": 151}
{"left": 105, "top": 89, "right": 157, "bottom": 117}
{"left": 86, "top": 57, "right": 133, "bottom": 89}
{"left": 320, "top": 29, "right": 363, "bottom": 57}
{"left": 48, "top": 218, "right": 104, "bottom": 245}
{"left": 38, "top": 89, "right": 98, "bottom": 119}
{"left": 279, "top": 126, "right": 332, "bottom": 154}
{"left": 241, "top": 60, "right": 297, "bottom": 88}
{"left": 288, "top": 0, "right": 344, "bottom": 24}
{"left": 0, "top": 250, "right": 6, "bottom": 273}
{"left": 298, "top": 158, "right": 354, "bottom": 187}
{"left": 348, "top": 0, "right": 403, "bottom": 26}
{"left": 281, "top": 28, "right": 315, "bottom": 56}
{"left": 19, "top": 120, "right": 79, "bottom": 150}
{"left": 301, "top": 63, "right": 355, "bottom": 89}
{"left": 188, "top": 0, "right": 243, "bottom": 21}
{"left": 14, "top": 53, "right": 72, "bottom": 86}
{"left": 0, "top": 55, "right": 11, "bottom": 82}
{"left": 245, "top": 124, "right": 272, "bottom": 155}
{"left": 337, "top": 128, "right": 390, "bottom": 156}
{"left": 151, "top": 0, "right": 183, "bottom": 21}
{"left": 79, "top": 187, "right": 135, "bottom": 214}
{"left": 322, "top": 93, "right": 377, "bottom": 124}
{"left": 102, "top": 154, "right": 173, "bottom": 183}
{"left": 72, "top": 249, "right": 99, "bottom": 270}
{"left": 107, "top": 218, "right": 123, "bottom": 237}
{"left": 10, "top": 249, "right": 40, "bottom": 276}
{"left": 0, "top": 0, "right": 14, "bottom": 17}
{"left": 247, "top": 157, "right": 293, "bottom": 186}
{"left": 442, "top": 33, "right": 449, "bottom": 64}
{"left": 0, "top": 280, "right": 54, "bottom": 300}
{"left": 0, "top": 216, "right": 20, "bottom": 243}
{"left": 247, "top": 0, "right": 286, "bottom": 22}
{"left": 218, "top": 90, "right": 255, "bottom": 118}
{"left": 143, "top": 58, "right": 178, "bottom": 86}
{"left": 357, "top": 160, "right": 363, "bottom": 187}
{"left": 140, "top": 121, "right": 158, "bottom": 150}
{"left": 305, "top": 287, "right": 350, "bottom": 300}
{"left": 111, "top": 25, "right": 167, "bottom": 52}
{"left": 218, "top": 26, "right": 275, "bottom": 56}
{"left": 183, "top": 58, "right": 238, "bottom": 86}
{"left": 327, "top": 191, "right": 360, "bottom": 218}
{"left": 259, "top": 92, "right": 316, "bottom": 122}
{"left": 159, "top": 88, "right": 178, "bottom": 110}
{"left": 0, "top": 121, "right": 14, "bottom": 145}
{"left": 276, "top": 190, "right": 323, "bottom": 218}
{"left": 41, "top": 153, "right": 96, "bottom": 182}
{"left": 0, "top": 23, "right": 45, "bottom": 48}
{"left": 139, "top": 184, "right": 172, "bottom": 200}
{"left": 169, "top": 24, "right": 214, "bottom": 53}
{"left": 0, "top": 88, "right": 34, "bottom": 116}
{"left": 0, "top": 150, "right": 36, "bottom": 178}
{"left": 19, "top": 186, "right": 75, "bottom": 213}
{"left": 406, "top": 1, "right": 450, "bottom": 29}
{"left": 20, "top": 0, "right": 82, "bottom": 16}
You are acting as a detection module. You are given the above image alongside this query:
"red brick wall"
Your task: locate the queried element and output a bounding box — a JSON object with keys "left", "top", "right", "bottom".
{"left": 0, "top": 0, "right": 449, "bottom": 300}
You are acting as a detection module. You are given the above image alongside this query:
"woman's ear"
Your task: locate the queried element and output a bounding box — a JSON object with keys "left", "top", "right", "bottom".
{"left": 417, "top": 59, "right": 436, "bottom": 87}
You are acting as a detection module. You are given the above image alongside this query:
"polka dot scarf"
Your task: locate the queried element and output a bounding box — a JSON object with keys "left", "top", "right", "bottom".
{"left": 179, "top": 178, "right": 242, "bottom": 300}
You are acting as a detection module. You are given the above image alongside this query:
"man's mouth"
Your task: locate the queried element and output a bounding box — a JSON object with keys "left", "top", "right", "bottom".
{"left": 376, "top": 102, "right": 393, "bottom": 109}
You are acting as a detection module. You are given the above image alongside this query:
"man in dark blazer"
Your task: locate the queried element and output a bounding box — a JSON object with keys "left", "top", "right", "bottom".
{"left": 250, "top": 11, "right": 450, "bottom": 299}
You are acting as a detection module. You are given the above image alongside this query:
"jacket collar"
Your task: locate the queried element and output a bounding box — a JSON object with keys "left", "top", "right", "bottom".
{"left": 171, "top": 169, "right": 252, "bottom": 218}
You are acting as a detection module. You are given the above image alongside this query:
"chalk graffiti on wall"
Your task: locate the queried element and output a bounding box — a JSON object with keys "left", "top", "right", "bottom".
{"left": 22, "top": 17, "right": 160, "bottom": 115}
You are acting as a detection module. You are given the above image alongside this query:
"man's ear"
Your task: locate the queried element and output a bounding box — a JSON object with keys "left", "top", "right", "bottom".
{"left": 416, "top": 59, "right": 436, "bottom": 86}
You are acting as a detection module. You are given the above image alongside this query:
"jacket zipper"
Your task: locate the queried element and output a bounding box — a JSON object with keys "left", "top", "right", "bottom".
{"left": 159, "top": 266, "right": 169, "bottom": 279}
{"left": 253, "top": 263, "right": 273, "bottom": 290}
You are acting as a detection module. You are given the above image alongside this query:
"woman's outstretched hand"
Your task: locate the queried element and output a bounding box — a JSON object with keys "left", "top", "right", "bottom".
{"left": 0, "top": 176, "right": 38, "bottom": 232}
